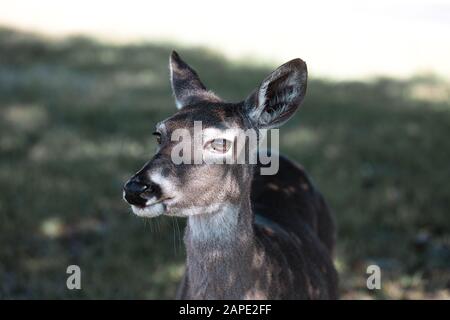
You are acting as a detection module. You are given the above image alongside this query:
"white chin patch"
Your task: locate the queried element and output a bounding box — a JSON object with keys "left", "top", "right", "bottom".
{"left": 131, "top": 203, "right": 165, "bottom": 218}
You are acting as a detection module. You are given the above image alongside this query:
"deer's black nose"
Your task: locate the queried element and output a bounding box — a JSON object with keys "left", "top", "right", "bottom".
{"left": 123, "top": 178, "right": 150, "bottom": 207}
{"left": 125, "top": 179, "right": 148, "bottom": 194}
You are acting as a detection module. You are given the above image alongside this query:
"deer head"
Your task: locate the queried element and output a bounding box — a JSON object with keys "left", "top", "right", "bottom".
{"left": 123, "top": 51, "right": 307, "bottom": 218}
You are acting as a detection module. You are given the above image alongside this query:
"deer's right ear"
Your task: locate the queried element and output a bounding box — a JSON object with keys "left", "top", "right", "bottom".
{"left": 169, "top": 51, "right": 220, "bottom": 109}
{"left": 244, "top": 58, "right": 307, "bottom": 129}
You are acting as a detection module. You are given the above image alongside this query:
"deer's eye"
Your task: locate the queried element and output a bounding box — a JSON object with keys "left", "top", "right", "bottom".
{"left": 208, "top": 139, "right": 231, "bottom": 153}
{"left": 152, "top": 132, "right": 162, "bottom": 144}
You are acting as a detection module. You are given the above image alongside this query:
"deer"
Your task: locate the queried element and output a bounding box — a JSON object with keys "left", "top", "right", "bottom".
{"left": 123, "top": 51, "right": 338, "bottom": 299}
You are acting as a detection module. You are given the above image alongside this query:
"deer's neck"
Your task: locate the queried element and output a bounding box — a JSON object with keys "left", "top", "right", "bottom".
{"left": 184, "top": 192, "right": 257, "bottom": 299}
{"left": 186, "top": 200, "right": 253, "bottom": 243}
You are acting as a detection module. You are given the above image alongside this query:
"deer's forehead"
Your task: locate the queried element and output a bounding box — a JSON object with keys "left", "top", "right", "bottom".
{"left": 158, "top": 105, "right": 244, "bottom": 132}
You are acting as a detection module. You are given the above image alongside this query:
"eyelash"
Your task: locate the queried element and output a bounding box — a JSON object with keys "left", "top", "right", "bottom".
{"left": 152, "top": 132, "right": 162, "bottom": 144}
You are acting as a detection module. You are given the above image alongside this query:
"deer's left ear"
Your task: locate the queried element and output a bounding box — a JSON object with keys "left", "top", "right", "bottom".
{"left": 169, "top": 51, "right": 221, "bottom": 109}
{"left": 244, "top": 58, "right": 307, "bottom": 129}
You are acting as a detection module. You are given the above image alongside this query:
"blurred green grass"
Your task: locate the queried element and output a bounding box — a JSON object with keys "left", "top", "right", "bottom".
{"left": 0, "top": 27, "right": 449, "bottom": 299}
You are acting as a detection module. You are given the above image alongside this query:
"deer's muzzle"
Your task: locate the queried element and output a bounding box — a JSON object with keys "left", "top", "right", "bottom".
{"left": 123, "top": 177, "right": 160, "bottom": 207}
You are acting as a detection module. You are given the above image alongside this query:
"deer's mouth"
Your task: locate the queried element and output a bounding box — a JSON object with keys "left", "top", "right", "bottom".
{"left": 130, "top": 197, "right": 174, "bottom": 218}
{"left": 145, "top": 196, "right": 174, "bottom": 207}
{"left": 131, "top": 195, "right": 174, "bottom": 210}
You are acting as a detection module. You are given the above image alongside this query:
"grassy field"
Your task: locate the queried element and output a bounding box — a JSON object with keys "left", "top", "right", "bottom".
{"left": 0, "top": 27, "right": 449, "bottom": 299}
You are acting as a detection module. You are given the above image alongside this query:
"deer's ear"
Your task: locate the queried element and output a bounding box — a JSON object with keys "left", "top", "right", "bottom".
{"left": 244, "top": 58, "right": 307, "bottom": 129}
{"left": 169, "top": 51, "right": 220, "bottom": 109}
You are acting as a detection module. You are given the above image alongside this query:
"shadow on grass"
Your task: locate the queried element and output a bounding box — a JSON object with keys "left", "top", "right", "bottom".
{"left": 0, "top": 27, "right": 449, "bottom": 299}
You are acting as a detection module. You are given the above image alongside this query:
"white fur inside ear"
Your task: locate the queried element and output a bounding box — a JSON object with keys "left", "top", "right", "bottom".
{"left": 251, "top": 68, "right": 305, "bottom": 128}
{"left": 169, "top": 62, "right": 183, "bottom": 110}
{"left": 175, "top": 100, "right": 183, "bottom": 110}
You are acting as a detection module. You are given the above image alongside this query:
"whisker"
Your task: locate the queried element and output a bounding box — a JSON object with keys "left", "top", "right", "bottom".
{"left": 175, "top": 217, "right": 183, "bottom": 253}
{"left": 172, "top": 218, "right": 177, "bottom": 247}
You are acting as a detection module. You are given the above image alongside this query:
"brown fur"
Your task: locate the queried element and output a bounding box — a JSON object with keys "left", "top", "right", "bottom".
{"left": 124, "top": 52, "right": 338, "bottom": 300}
{"left": 177, "top": 156, "right": 338, "bottom": 299}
